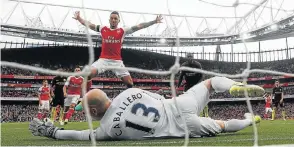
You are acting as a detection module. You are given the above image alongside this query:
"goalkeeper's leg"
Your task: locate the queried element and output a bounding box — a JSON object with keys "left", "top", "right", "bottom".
{"left": 207, "top": 77, "right": 264, "bottom": 97}
{"left": 185, "top": 113, "right": 261, "bottom": 137}
{"left": 176, "top": 77, "right": 264, "bottom": 117}
{"left": 222, "top": 113, "right": 261, "bottom": 133}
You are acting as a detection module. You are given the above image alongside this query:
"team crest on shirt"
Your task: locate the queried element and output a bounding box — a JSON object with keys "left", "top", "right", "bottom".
{"left": 117, "top": 29, "right": 121, "bottom": 34}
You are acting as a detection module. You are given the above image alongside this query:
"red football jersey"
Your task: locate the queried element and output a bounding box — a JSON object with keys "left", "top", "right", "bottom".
{"left": 265, "top": 96, "right": 271, "bottom": 108}
{"left": 65, "top": 76, "right": 84, "bottom": 95}
{"left": 38, "top": 86, "right": 50, "bottom": 100}
{"left": 97, "top": 26, "right": 131, "bottom": 60}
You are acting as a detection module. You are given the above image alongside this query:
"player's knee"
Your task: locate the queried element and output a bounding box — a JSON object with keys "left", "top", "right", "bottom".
{"left": 203, "top": 79, "right": 212, "bottom": 91}
{"left": 127, "top": 79, "right": 133, "bottom": 86}
{"left": 90, "top": 68, "right": 98, "bottom": 77}
{"left": 122, "top": 76, "right": 133, "bottom": 86}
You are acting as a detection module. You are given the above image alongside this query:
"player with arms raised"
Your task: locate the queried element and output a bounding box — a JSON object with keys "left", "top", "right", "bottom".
{"left": 271, "top": 80, "right": 286, "bottom": 120}
{"left": 30, "top": 76, "right": 264, "bottom": 140}
{"left": 37, "top": 80, "right": 51, "bottom": 120}
{"left": 73, "top": 11, "right": 163, "bottom": 88}
{"left": 62, "top": 67, "right": 84, "bottom": 125}
{"left": 50, "top": 69, "right": 67, "bottom": 124}
{"left": 263, "top": 93, "right": 272, "bottom": 119}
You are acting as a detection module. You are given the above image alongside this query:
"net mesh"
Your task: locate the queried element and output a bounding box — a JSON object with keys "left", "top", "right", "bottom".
{"left": 1, "top": 0, "right": 294, "bottom": 146}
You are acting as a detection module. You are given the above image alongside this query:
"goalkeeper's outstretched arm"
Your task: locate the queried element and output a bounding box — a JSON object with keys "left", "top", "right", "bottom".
{"left": 53, "top": 127, "right": 110, "bottom": 141}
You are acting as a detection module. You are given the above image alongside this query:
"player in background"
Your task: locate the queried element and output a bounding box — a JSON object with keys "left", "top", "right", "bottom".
{"left": 75, "top": 66, "right": 93, "bottom": 111}
{"left": 50, "top": 69, "right": 67, "bottom": 124}
{"left": 30, "top": 76, "right": 264, "bottom": 140}
{"left": 263, "top": 93, "right": 272, "bottom": 119}
{"left": 37, "top": 80, "right": 51, "bottom": 120}
{"left": 62, "top": 67, "right": 84, "bottom": 125}
{"left": 73, "top": 11, "right": 163, "bottom": 88}
{"left": 271, "top": 80, "right": 286, "bottom": 120}
{"left": 177, "top": 53, "right": 208, "bottom": 117}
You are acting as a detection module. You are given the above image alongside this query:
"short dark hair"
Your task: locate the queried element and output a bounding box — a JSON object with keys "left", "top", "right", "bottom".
{"left": 110, "top": 11, "right": 120, "bottom": 17}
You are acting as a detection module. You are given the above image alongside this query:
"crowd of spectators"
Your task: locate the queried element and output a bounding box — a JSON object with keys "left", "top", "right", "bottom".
{"left": 209, "top": 102, "right": 294, "bottom": 120}
{"left": 2, "top": 57, "right": 294, "bottom": 79}
{"left": 1, "top": 104, "right": 86, "bottom": 123}
{"left": 2, "top": 86, "right": 294, "bottom": 99}
{"left": 1, "top": 48, "right": 294, "bottom": 123}
{"left": 2, "top": 102, "right": 293, "bottom": 123}
{"left": 1, "top": 90, "right": 38, "bottom": 97}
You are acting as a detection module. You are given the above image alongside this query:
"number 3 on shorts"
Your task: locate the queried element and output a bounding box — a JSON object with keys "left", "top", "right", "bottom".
{"left": 125, "top": 103, "right": 160, "bottom": 133}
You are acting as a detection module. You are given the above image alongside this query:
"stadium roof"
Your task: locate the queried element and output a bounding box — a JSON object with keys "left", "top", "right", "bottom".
{"left": 1, "top": 0, "right": 294, "bottom": 37}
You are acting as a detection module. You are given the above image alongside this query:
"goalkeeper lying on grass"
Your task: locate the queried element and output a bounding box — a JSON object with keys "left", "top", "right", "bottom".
{"left": 29, "top": 76, "right": 263, "bottom": 140}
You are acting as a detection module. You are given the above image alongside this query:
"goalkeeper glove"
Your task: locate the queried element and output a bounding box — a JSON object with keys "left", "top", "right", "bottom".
{"left": 29, "top": 118, "right": 63, "bottom": 139}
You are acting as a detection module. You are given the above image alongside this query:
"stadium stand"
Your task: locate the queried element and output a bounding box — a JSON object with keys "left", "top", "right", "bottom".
{"left": 1, "top": 46, "right": 294, "bottom": 122}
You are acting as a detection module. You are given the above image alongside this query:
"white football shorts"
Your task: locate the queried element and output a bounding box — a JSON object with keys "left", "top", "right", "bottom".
{"left": 64, "top": 95, "right": 80, "bottom": 106}
{"left": 39, "top": 100, "right": 50, "bottom": 110}
{"left": 265, "top": 107, "right": 273, "bottom": 113}
{"left": 175, "top": 81, "right": 222, "bottom": 136}
{"left": 91, "top": 58, "right": 130, "bottom": 78}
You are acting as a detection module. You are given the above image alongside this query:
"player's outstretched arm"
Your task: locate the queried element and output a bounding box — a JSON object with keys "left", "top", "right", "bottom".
{"left": 29, "top": 118, "right": 102, "bottom": 140}
{"left": 128, "top": 15, "right": 163, "bottom": 34}
{"left": 73, "top": 11, "right": 97, "bottom": 31}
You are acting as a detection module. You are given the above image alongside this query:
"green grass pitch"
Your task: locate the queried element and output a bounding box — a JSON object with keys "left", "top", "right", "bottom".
{"left": 2, "top": 120, "right": 294, "bottom": 146}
